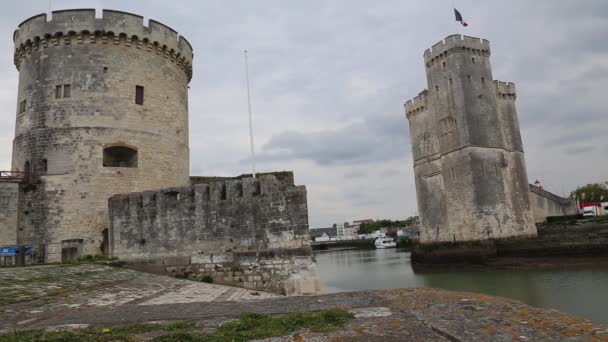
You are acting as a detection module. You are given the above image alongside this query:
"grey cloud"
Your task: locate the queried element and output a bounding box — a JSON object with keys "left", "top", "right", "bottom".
{"left": 564, "top": 145, "right": 595, "bottom": 155}
{"left": 344, "top": 170, "right": 367, "bottom": 179}
{"left": 259, "top": 114, "right": 410, "bottom": 165}
{"left": 544, "top": 128, "right": 605, "bottom": 147}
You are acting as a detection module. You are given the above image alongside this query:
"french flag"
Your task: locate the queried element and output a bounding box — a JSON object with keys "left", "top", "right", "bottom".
{"left": 454, "top": 9, "right": 468, "bottom": 27}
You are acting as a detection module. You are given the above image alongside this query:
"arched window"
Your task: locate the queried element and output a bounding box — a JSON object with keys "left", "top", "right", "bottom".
{"left": 103, "top": 146, "right": 138, "bottom": 168}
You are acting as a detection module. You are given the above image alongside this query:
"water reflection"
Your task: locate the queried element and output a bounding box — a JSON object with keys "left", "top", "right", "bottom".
{"left": 314, "top": 248, "right": 608, "bottom": 324}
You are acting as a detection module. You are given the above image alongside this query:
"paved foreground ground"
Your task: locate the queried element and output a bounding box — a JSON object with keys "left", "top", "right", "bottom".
{"left": 1, "top": 264, "right": 607, "bottom": 341}
{"left": 0, "top": 264, "right": 277, "bottom": 331}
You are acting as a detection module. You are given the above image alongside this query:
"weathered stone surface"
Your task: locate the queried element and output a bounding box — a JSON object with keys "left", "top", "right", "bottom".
{"left": 0, "top": 264, "right": 279, "bottom": 332}
{"left": 412, "top": 221, "right": 608, "bottom": 265}
{"left": 3, "top": 268, "right": 606, "bottom": 342}
{"left": 0, "top": 179, "right": 20, "bottom": 246}
{"left": 529, "top": 184, "right": 577, "bottom": 223}
{"left": 108, "top": 172, "right": 320, "bottom": 295}
{"left": 405, "top": 35, "right": 539, "bottom": 244}
{"left": 10, "top": 9, "right": 192, "bottom": 262}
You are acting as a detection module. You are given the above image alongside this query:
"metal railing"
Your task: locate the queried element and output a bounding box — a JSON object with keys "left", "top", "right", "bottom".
{"left": 0, "top": 171, "right": 30, "bottom": 184}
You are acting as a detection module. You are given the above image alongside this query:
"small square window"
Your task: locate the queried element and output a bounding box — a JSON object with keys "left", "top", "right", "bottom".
{"left": 55, "top": 84, "right": 71, "bottom": 98}
{"left": 135, "top": 85, "right": 144, "bottom": 105}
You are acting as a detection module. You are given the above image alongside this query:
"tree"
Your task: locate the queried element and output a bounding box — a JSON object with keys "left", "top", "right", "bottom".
{"left": 357, "top": 217, "right": 418, "bottom": 234}
{"left": 571, "top": 182, "right": 608, "bottom": 203}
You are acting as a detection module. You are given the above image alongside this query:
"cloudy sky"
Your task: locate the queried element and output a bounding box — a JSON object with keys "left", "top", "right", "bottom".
{"left": 1, "top": 1, "right": 607, "bottom": 227}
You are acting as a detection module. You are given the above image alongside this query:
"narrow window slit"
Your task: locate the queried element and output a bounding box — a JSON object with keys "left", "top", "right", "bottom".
{"left": 220, "top": 184, "right": 227, "bottom": 200}
{"left": 135, "top": 85, "right": 144, "bottom": 105}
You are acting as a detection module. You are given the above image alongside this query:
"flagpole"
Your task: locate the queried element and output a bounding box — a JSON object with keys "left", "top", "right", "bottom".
{"left": 244, "top": 50, "right": 257, "bottom": 178}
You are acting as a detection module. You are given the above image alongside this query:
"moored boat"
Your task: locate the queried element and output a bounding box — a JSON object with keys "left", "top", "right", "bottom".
{"left": 375, "top": 237, "right": 397, "bottom": 249}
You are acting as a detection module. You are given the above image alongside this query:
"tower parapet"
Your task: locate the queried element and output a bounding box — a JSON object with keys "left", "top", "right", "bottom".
{"left": 14, "top": 9, "right": 193, "bottom": 81}
{"left": 495, "top": 81, "right": 517, "bottom": 100}
{"left": 405, "top": 93, "right": 428, "bottom": 119}
{"left": 423, "top": 34, "right": 490, "bottom": 66}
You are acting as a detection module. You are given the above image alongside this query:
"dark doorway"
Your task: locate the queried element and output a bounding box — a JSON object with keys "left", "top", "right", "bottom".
{"left": 61, "top": 239, "right": 83, "bottom": 262}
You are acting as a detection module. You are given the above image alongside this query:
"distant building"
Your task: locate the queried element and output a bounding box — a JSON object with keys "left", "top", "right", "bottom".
{"left": 350, "top": 219, "right": 374, "bottom": 235}
{"left": 309, "top": 227, "right": 337, "bottom": 241}
{"left": 397, "top": 226, "right": 420, "bottom": 239}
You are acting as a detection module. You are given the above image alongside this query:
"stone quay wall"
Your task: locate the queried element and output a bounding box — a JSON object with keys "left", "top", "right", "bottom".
{"left": 108, "top": 172, "right": 320, "bottom": 295}
{"left": 412, "top": 221, "right": 608, "bottom": 265}
{"left": 529, "top": 185, "right": 577, "bottom": 223}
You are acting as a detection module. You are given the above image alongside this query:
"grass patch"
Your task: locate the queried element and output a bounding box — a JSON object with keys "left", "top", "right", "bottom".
{"left": 77, "top": 255, "right": 119, "bottom": 263}
{"left": 155, "top": 309, "right": 353, "bottom": 341}
{"left": 0, "top": 309, "right": 353, "bottom": 342}
{"left": 0, "top": 321, "right": 195, "bottom": 342}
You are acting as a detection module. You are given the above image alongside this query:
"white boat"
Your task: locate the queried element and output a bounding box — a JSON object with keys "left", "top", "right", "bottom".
{"left": 375, "top": 237, "right": 397, "bottom": 249}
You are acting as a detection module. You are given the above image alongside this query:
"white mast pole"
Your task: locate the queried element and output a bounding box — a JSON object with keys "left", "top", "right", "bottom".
{"left": 244, "top": 50, "right": 257, "bottom": 178}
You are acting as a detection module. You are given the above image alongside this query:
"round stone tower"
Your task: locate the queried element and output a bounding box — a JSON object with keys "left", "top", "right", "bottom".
{"left": 12, "top": 9, "right": 193, "bottom": 261}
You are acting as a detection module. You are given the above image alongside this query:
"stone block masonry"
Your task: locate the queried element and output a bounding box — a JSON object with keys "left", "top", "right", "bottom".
{"left": 529, "top": 184, "right": 577, "bottom": 224}
{"left": 0, "top": 178, "right": 20, "bottom": 246}
{"left": 405, "top": 35, "right": 537, "bottom": 244}
{"left": 10, "top": 9, "right": 192, "bottom": 262}
{"left": 109, "top": 172, "right": 320, "bottom": 295}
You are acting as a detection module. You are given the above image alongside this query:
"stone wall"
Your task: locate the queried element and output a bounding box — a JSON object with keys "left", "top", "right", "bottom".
{"left": 529, "top": 185, "right": 577, "bottom": 223}
{"left": 412, "top": 221, "right": 608, "bottom": 265}
{"left": 11, "top": 9, "right": 192, "bottom": 261}
{"left": 0, "top": 179, "right": 20, "bottom": 246}
{"left": 108, "top": 172, "right": 320, "bottom": 295}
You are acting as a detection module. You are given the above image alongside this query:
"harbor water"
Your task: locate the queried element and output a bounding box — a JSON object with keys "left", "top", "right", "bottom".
{"left": 315, "top": 248, "right": 608, "bottom": 324}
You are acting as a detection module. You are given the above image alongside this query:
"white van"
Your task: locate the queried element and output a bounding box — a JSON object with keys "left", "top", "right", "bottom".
{"left": 583, "top": 206, "right": 597, "bottom": 217}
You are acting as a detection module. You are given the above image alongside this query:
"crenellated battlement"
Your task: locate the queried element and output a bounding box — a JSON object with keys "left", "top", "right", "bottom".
{"left": 424, "top": 34, "right": 490, "bottom": 66}
{"left": 13, "top": 9, "right": 193, "bottom": 81}
{"left": 110, "top": 173, "right": 303, "bottom": 207}
{"left": 494, "top": 80, "right": 517, "bottom": 100}
{"left": 405, "top": 93, "right": 428, "bottom": 119}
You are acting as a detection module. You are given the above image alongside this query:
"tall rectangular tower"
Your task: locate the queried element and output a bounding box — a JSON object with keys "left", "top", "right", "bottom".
{"left": 405, "top": 35, "right": 537, "bottom": 244}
